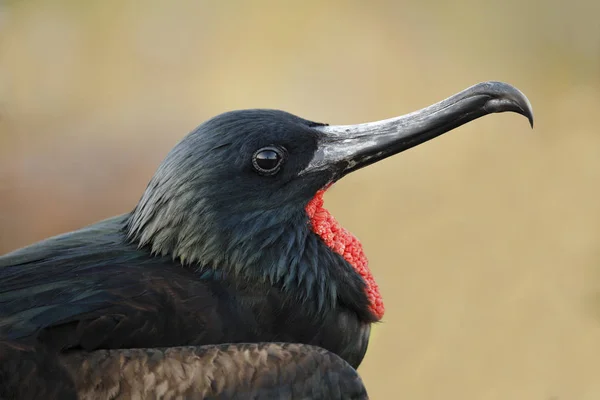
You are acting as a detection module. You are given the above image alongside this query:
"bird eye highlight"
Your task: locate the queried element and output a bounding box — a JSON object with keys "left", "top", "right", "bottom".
{"left": 252, "top": 146, "right": 285, "bottom": 175}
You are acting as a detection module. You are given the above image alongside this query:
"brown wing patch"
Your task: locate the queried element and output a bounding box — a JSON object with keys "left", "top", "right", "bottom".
{"left": 60, "top": 343, "right": 369, "bottom": 399}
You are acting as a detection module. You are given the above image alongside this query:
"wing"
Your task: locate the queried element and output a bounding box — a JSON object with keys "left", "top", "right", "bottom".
{"left": 0, "top": 215, "right": 236, "bottom": 351}
{"left": 68, "top": 343, "right": 369, "bottom": 400}
{"left": 0, "top": 342, "right": 368, "bottom": 400}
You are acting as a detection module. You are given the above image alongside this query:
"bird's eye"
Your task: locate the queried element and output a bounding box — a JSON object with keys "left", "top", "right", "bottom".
{"left": 252, "top": 146, "right": 285, "bottom": 175}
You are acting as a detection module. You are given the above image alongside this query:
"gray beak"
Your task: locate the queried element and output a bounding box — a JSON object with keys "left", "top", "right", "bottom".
{"left": 304, "top": 81, "right": 533, "bottom": 177}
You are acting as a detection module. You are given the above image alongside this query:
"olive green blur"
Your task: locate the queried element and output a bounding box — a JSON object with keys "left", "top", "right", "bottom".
{"left": 1, "top": 1, "right": 599, "bottom": 398}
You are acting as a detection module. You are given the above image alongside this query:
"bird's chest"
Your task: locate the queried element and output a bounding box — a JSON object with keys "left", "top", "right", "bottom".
{"left": 244, "top": 298, "right": 372, "bottom": 369}
{"left": 185, "top": 278, "right": 372, "bottom": 368}
{"left": 311, "top": 310, "right": 372, "bottom": 369}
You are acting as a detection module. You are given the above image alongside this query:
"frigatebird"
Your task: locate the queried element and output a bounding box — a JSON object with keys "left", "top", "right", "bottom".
{"left": 0, "top": 81, "right": 533, "bottom": 399}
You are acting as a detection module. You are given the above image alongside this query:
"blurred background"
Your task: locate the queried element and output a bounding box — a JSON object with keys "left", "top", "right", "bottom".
{"left": 1, "top": 0, "right": 600, "bottom": 398}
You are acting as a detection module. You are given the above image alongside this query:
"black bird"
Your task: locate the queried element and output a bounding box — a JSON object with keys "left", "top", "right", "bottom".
{"left": 0, "top": 81, "right": 533, "bottom": 399}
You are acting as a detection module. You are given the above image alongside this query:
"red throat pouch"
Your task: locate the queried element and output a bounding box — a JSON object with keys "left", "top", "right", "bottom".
{"left": 305, "top": 188, "right": 385, "bottom": 320}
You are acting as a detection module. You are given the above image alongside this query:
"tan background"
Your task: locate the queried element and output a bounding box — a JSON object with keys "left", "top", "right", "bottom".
{"left": 1, "top": 1, "right": 600, "bottom": 398}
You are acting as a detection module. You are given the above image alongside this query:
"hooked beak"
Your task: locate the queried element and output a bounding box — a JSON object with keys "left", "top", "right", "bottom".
{"left": 303, "top": 81, "right": 533, "bottom": 177}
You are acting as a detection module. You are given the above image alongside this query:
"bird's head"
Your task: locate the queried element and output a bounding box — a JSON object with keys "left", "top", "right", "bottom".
{"left": 127, "top": 81, "right": 533, "bottom": 322}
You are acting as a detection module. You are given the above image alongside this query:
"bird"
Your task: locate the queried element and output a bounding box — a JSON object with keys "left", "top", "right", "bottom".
{"left": 0, "top": 81, "right": 533, "bottom": 399}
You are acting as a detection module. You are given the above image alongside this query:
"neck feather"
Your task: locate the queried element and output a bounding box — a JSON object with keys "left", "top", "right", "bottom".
{"left": 126, "top": 179, "right": 380, "bottom": 321}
